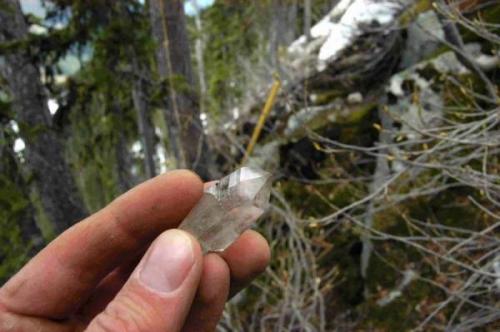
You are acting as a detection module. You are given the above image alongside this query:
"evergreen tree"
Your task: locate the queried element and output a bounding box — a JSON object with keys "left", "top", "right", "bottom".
{"left": 0, "top": 0, "right": 87, "bottom": 233}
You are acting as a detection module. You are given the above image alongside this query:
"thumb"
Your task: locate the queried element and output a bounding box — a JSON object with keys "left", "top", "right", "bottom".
{"left": 87, "top": 229, "right": 203, "bottom": 332}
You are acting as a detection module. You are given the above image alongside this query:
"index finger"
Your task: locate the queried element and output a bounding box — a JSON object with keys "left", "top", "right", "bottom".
{"left": 0, "top": 170, "right": 203, "bottom": 319}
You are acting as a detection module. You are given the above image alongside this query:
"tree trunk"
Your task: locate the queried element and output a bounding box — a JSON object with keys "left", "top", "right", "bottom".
{"left": 361, "top": 105, "right": 392, "bottom": 284}
{"left": 270, "top": 0, "right": 281, "bottom": 72}
{"left": 0, "top": 124, "right": 44, "bottom": 254}
{"left": 0, "top": 0, "right": 87, "bottom": 233}
{"left": 149, "top": 0, "right": 212, "bottom": 180}
{"left": 304, "top": 0, "right": 312, "bottom": 42}
{"left": 270, "top": 0, "right": 298, "bottom": 74}
{"left": 191, "top": 0, "right": 208, "bottom": 114}
{"left": 131, "top": 61, "right": 157, "bottom": 179}
{"left": 112, "top": 102, "right": 135, "bottom": 193}
{"left": 286, "top": 0, "right": 298, "bottom": 46}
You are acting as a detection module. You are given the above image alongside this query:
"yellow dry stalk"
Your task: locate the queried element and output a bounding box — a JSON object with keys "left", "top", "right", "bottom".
{"left": 241, "top": 76, "right": 281, "bottom": 165}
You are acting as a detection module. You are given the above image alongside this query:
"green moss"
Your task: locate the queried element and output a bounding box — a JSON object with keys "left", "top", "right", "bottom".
{"left": 0, "top": 177, "right": 32, "bottom": 283}
{"left": 30, "top": 189, "right": 56, "bottom": 241}
{"left": 399, "top": 0, "right": 433, "bottom": 26}
{"left": 280, "top": 181, "right": 333, "bottom": 218}
{"left": 309, "top": 90, "right": 345, "bottom": 105}
{"left": 363, "top": 281, "right": 433, "bottom": 330}
{"left": 339, "top": 103, "right": 377, "bottom": 124}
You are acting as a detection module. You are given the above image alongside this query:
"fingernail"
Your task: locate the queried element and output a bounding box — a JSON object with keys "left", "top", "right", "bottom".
{"left": 139, "top": 230, "right": 195, "bottom": 293}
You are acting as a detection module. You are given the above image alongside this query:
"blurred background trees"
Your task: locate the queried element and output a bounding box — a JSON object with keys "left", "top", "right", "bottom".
{"left": 0, "top": 0, "right": 499, "bottom": 330}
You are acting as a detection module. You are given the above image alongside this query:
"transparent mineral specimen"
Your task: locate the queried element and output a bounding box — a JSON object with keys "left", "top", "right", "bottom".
{"left": 179, "top": 167, "right": 272, "bottom": 253}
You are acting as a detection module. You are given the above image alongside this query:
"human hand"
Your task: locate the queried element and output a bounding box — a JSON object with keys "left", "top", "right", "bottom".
{"left": 0, "top": 170, "right": 270, "bottom": 331}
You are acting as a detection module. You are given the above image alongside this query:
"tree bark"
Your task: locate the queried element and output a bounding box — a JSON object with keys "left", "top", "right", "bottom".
{"left": 149, "top": 0, "right": 212, "bottom": 180}
{"left": 304, "top": 0, "right": 312, "bottom": 42}
{"left": 270, "top": 0, "right": 298, "bottom": 74}
{"left": 286, "top": 0, "right": 298, "bottom": 46}
{"left": 269, "top": 0, "right": 279, "bottom": 71}
{"left": 112, "top": 102, "right": 135, "bottom": 193}
{"left": 361, "top": 105, "right": 392, "bottom": 284}
{"left": 0, "top": 0, "right": 87, "bottom": 233}
{"left": 0, "top": 123, "right": 44, "bottom": 254}
{"left": 191, "top": 0, "right": 208, "bottom": 114}
{"left": 131, "top": 60, "right": 157, "bottom": 179}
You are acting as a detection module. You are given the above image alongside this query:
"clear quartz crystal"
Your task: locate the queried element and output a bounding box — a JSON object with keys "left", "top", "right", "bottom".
{"left": 179, "top": 167, "right": 272, "bottom": 253}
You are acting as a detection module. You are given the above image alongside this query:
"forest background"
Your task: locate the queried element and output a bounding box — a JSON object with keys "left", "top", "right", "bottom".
{"left": 1, "top": 0, "right": 499, "bottom": 330}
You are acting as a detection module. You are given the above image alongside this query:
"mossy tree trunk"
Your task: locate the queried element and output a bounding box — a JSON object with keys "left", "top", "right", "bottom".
{"left": 0, "top": 0, "right": 87, "bottom": 233}
{"left": 0, "top": 123, "right": 44, "bottom": 254}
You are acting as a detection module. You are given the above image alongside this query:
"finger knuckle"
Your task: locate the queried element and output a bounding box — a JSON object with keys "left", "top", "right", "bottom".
{"left": 90, "top": 294, "right": 154, "bottom": 332}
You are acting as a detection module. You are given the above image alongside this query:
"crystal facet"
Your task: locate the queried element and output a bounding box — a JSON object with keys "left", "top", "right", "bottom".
{"left": 179, "top": 167, "right": 272, "bottom": 253}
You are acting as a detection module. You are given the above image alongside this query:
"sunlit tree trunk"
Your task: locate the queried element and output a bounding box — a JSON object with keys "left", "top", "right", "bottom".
{"left": 0, "top": 0, "right": 87, "bottom": 233}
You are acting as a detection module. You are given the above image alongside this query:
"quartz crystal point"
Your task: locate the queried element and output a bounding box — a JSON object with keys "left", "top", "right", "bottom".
{"left": 179, "top": 167, "right": 272, "bottom": 253}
